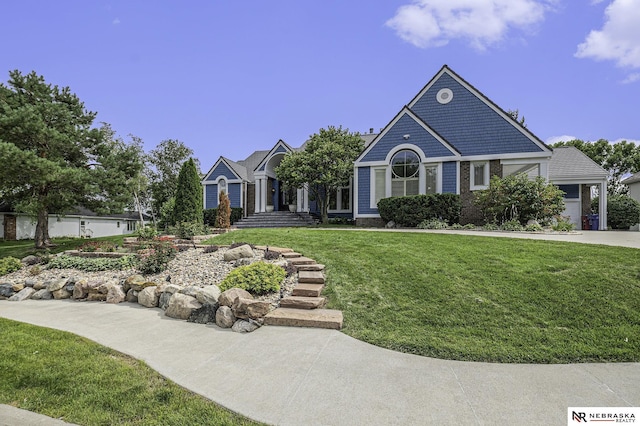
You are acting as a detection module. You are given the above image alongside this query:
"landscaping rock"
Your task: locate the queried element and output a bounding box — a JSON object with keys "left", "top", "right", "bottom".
{"left": 138, "top": 286, "right": 159, "bottom": 308}
{"left": 21, "top": 255, "right": 41, "bottom": 265}
{"left": 232, "top": 297, "right": 271, "bottom": 320}
{"left": 106, "top": 285, "right": 126, "bottom": 304}
{"left": 234, "top": 258, "right": 253, "bottom": 267}
{"left": 33, "top": 281, "right": 46, "bottom": 290}
{"left": 125, "top": 274, "right": 145, "bottom": 289}
{"left": 31, "top": 289, "right": 53, "bottom": 300}
{"left": 8, "top": 287, "right": 35, "bottom": 301}
{"left": 215, "top": 305, "right": 236, "bottom": 328}
{"left": 47, "top": 278, "right": 68, "bottom": 292}
{"left": 0, "top": 284, "right": 14, "bottom": 298}
{"left": 86, "top": 292, "right": 107, "bottom": 302}
{"left": 187, "top": 303, "right": 218, "bottom": 324}
{"left": 195, "top": 285, "right": 221, "bottom": 305}
{"left": 125, "top": 289, "right": 138, "bottom": 303}
{"left": 158, "top": 292, "right": 171, "bottom": 310}
{"left": 223, "top": 244, "right": 254, "bottom": 261}
{"left": 165, "top": 293, "right": 202, "bottom": 320}
{"left": 385, "top": 221, "right": 397, "bottom": 229}
{"left": 97, "top": 280, "right": 118, "bottom": 294}
{"left": 23, "top": 279, "right": 36, "bottom": 288}
{"left": 218, "top": 288, "right": 253, "bottom": 307}
{"left": 231, "top": 319, "right": 260, "bottom": 333}
{"left": 73, "top": 279, "right": 89, "bottom": 299}
{"left": 11, "top": 283, "right": 24, "bottom": 292}
{"left": 179, "top": 285, "right": 200, "bottom": 298}
{"left": 162, "top": 284, "right": 182, "bottom": 294}
{"left": 52, "top": 288, "right": 71, "bottom": 300}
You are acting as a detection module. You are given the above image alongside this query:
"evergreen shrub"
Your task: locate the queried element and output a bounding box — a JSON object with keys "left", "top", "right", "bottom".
{"left": 218, "top": 262, "right": 285, "bottom": 295}
{"left": 377, "top": 194, "right": 461, "bottom": 227}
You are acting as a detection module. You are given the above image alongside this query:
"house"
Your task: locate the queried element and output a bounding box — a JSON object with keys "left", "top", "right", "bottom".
{"left": 622, "top": 172, "right": 640, "bottom": 203}
{"left": 202, "top": 65, "right": 608, "bottom": 229}
{"left": 0, "top": 205, "right": 143, "bottom": 240}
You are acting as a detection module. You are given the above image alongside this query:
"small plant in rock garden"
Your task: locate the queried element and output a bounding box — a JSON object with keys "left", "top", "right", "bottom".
{"left": 482, "top": 222, "right": 500, "bottom": 231}
{"left": 500, "top": 220, "right": 524, "bottom": 232}
{"left": 417, "top": 218, "right": 449, "bottom": 229}
{"left": 450, "top": 223, "right": 464, "bottom": 230}
{"left": 263, "top": 250, "right": 281, "bottom": 261}
{"left": 48, "top": 255, "right": 137, "bottom": 272}
{"left": 463, "top": 223, "right": 477, "bottom": 230}
{"left": 0, "top": 257, "right": 22, "bottom": 276}
{"left": 79, "top": 241, "right": 116, "bottom": 252}
{"left": 28, "top": 265, "right": 42, "bottom": 276}
{"left": 281, "top": 262, "right": 297, "bottom": 278}
{"left": 137, "top": 241, "right": 178, "bottom": 275}
{"left": 136, "top": 225, "right": 159, "bottom": 240}
{"left": 552, "top": 219, "right": 575, "bottom": 232}
{"left": 219, "top": 261, "right": 286, "bottom": 295}
{"left": 524, "top": 223, "right": 544, "bottom": 232}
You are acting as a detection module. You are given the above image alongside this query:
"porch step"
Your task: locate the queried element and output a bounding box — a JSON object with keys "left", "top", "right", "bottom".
{"left": 264, "top": 308, "right": 343, "bottom": 330}
{"left": 298, "top": 270, "right": 325, "bottom": 284}
{"left": 279, "top": 296, "right": 327, "bottom": 310}
{"left": 292, "top": 283, "right": 324, "bottom": 297}
{"left": 234, "top": 212, "right": 318, "bottom": 229}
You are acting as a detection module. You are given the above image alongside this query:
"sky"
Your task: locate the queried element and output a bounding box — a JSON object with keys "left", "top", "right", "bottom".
{"left": 1, "top": 0, "right": 639, "bottom": 171}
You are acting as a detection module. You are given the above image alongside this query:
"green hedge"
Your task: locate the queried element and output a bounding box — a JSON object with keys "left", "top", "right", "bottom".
{"left": 377, "top": 194, "right": 461, "bottom": 227}
{"left": 593, "top": 195, "right": 640, "bottom": 229}
{"left": 203, "top": 208, "right": 243, "bottom": 226}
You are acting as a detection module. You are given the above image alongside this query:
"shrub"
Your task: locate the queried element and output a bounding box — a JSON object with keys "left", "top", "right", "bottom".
{"left": 524, "top": 223, "right": 543, "bottom": 232}
{"left": 203, "top": 208, "right": 243, "bottom": 226}
{"left": 174, "top": 221, "right": 208, "bottom": 239}
{"left": 79, "top": 241, "right": 116, "bottom": 252}
{"left": 48, "top": 255, "right": 137, "bottom": 272}
{"left": 377, "top": 194, "right": 461, "bottom": 227}
{"left": 137, "top": 241, "right": 178, "bottom": 275}
{"left": 475, "top": 174, "right": 565, "bottom": 225}
{"left": 417, "top": 218, "right": 448, "bottom": 229}
{"left": 216, "top": 191, "right": 231, "bottom": 229}
{"left": 263, "top": 250, "right": 281, "bottom": 261}
{"left": 450, "top": 223, "right": 464, "bottom": 229}
{"left": 553, "top": 219, "right": 575, "bottom": 232}
{"left": 0, "top": 257, "right": 22, "bottom": 276}
{"left": 281, "top": 262, "right": 297, "bottom": 278}
{"left": 218, "top": 261, "right": 285, "bottom": 295}
{"left": 463, "top": 223, "right": 477, "bottom": 230}
{"left": 593, "top": 195, "right": 640, "bottom": 229}
{"left": 500, "top": 220, "right": 524, "bottom": 231}
{"left": 136, "top": 225, "right": 159, "bottom": 240}
{"left": 482, "top": 223, "right": 499, "bottom": 231}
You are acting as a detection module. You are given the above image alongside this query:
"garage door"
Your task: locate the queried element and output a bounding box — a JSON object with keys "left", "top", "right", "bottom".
{"left": 563, "top": 200, "right": 581, "bottom": 228}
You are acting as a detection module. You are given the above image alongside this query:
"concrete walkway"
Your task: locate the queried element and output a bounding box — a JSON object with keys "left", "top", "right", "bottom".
{"left": 1, "top": 300, "right": 639, "bottom": 426}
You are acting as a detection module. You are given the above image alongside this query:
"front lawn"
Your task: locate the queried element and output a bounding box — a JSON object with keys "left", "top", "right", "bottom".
{"left": 0, "top": 235, "right": 126, "bottom": 260}
{"left": 0, "top": 318, "right": 261, "bottom": 426}
{"left": 210, "top": 228, "right": 640, "bottom": 363}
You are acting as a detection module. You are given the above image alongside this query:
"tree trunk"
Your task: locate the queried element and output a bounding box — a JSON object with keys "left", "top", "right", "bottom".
{"left": 133, "top": 190, "right": 145, "bottom": 227}
{"left": 34, "top": 208, "right": 50, "bottom": 249}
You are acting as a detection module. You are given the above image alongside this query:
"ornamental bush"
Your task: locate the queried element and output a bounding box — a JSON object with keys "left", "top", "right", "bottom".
{"left": 203, "top": 208, "right": 243, "bottom": 226}
{"left": 377, "top": 193, "right": 461, "bottom": 227}
{"left": 48, "top": 255, "right": 137, "bottom": 271}
{"left": 0, "top": 257, "right": 22, "bottom": 276}
{"left": 593, "top": 195, "right": 640, "bottom": 229}
{"left": 136, "top": 241, "right": 177, "bottom": 275}
{"left": 475, "top": 174, "right": 565, "bottom": 225}
{"left": 218, "top": 261, "right": 285, "bottom": 295}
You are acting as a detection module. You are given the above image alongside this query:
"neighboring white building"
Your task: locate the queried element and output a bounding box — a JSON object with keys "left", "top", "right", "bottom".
{"left": 0, "top": 206, "right": 142, "bottom": 240}
{"left": 621, "top": 172, "right": 640, "bottom": 231}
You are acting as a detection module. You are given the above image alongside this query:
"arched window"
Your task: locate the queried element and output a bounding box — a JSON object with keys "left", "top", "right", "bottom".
{"left": 391, "top": 150, "right": 420, "bottom": 196}
{"left": 218, "top": 178, "right": 227, "bottom": 200}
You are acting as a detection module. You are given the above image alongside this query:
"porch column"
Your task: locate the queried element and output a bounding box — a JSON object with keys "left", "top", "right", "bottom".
{"left": 599, "top": 180, "right": 607, "bottom": 230}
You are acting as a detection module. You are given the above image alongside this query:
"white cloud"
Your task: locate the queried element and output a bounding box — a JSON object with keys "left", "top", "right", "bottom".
{"left": 622, "top": 72, "right": 640, "bottom": 84}
{"left": 112, "top": 18, "right": 121, "bottom": 25}
{"left": 575, "top": 0, "right": 640, "bottom": 69}
{"left": 546, "top": 135, "right": 578, "bottom": 145}
{"left": 385, "top": 0, "right": 555, "bottom": 50}
{"left": 611, "top": 138, "right": 640, "bottom": 145}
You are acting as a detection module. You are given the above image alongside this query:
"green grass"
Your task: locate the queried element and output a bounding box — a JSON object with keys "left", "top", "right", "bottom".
{"left": 210, "top": 228, "right": 640, "bottom": 363}
{"left": 0, "top": 235, "right": 126, "bottom": 260}
{"left": 0, "top": 318, "right": 262, "bottom": 425}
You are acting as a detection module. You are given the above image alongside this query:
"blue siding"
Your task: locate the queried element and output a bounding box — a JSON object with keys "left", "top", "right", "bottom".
{"left": 357, "top": 167, "right": 378, "bottom": 215}
{"left": 229, "top": 183, "right": 242, "bottom": 207}
{"left": 274, "top": 145, "right": 287, "bottom": 154}
{"left": 204, "top": 162, "right": 239, "bottom": 181}
{"left": 558, "top": 184, "right": 580, "bottom": 199}
{"left": 410, "top": 73, "right": 545, "bottom": 156}
{"left": 205, "top": 184, "right": 218, "bottom": 209}
{"left": 360, "top": 113, "right": 456, "bottom": 162}
{"left": 442, "top": 161, "right": 457, "bottom": 193}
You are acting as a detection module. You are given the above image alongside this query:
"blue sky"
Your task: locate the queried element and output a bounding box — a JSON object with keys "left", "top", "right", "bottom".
{"left": 1, "top": 1, "right": 638, "bottom": 170}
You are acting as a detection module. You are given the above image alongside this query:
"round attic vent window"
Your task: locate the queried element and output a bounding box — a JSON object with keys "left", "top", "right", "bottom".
{"left": 436, "top": 88, "right": 453, "bottom": 104}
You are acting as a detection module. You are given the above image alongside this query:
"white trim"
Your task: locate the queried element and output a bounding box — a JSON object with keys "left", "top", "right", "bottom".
{"left": 358, "top": 152, "right": 549, "bottom": 167}
{"left": 327, "top": 180, "right": 353, "bottom": 213}
{"left": 470, "top": 161, "right": 490, "bottom": 191}
{"left": 252, "top": 139, "right": 293, "bottom": 174}
{"left": 201, "top": 157, "right": 243, "bottom": 183}
{"left": 385, "top": 143, "right": 426, "bottom": 163}
{"left": 455, "top": 161, "right": 461, "bottom": 194}
{"left": 408, "top": 66, "right": 552, "bottom": 154}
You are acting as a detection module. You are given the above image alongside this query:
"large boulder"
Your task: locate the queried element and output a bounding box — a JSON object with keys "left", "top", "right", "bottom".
{"left": 73, "top": 279, "right": 89, "bottom": 299}
{"left": 223, "top": 244, "right": 254, "bottom": 261}
{"left": 138, "top": 286, "right": 159, "bottom": 308}
{"left": 33, "top": 281, "right": 46, "bottom": 290}
{"left": 218, "top": 288, "right": 253, "bottom": 308}
{"left": 179, "top": 286, "right": 200, "bottom": 298}
{"left": 215, "top": 305, "right": 236, "bottom": 328}
{"left": 106, "top": 285, "right": 126, "bottom": 304}
{"left": 21, "top": 255, "right": 41, "bottom": 265}
{"left": 47, "top": 278, "right": 68, "bottom": 292}
{"left": 165, "top": 293, "right": 202, "bottom": 320}
{"left": 31, "top": 289, "right": 53, "bottom": 300}
{"left": 231, "top": 319, "right": 260, "bottom": 333}
{"left": 8, "top": 287, "right": 36, "bottom": 301}
{"left": 231, "top": 297, "right": 271, "bottom": 320}
{"left": 52, "top": 288, "right": 72, "bottom": 300}
{"left": 0, "top": 284, "right": 14, "bottom": 298}
{"left": 187, "top": 303, "right": 218, "bottom": 324}
{"left": 195, "top": 285, "right": 221, "bottom": 305}
{"left": 125, "top": 289, "right": 139, "bottom": 303}
{"left": 11, "top": 283, "right": 24, "bottom": 292}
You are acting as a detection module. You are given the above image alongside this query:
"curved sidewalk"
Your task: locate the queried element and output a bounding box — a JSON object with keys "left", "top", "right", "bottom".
{"left": 1, "top": 301, "right": 638, "bottom": 425}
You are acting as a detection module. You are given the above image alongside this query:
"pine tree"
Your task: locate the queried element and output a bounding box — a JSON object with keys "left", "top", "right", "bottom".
{"left": 173, "top": 158, "right": 203, "bottom": 225}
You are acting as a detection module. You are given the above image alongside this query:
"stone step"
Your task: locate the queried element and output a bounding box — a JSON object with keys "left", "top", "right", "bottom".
{"left": 296, "top": 263, "right": 325, "bottom": 271}
{"left": 254, "top": 246, "right": 294, "bottom": 254}
{"left": 282, "top": 252, "right": 302, "bottom": 259}
{"left": 292, "top": 283, "right": 324, "bottom": 297}
{"left": 287, "top": 256, "right": 316, "bottom": 266}
{"left": 280, "top": 296, "right": 326, "bottom": 310}
{"left": 298, "top": 270, "right": 325, "bottom": 284}
{"left": 264, "top": 308, "right": 343, "bottom": 330}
